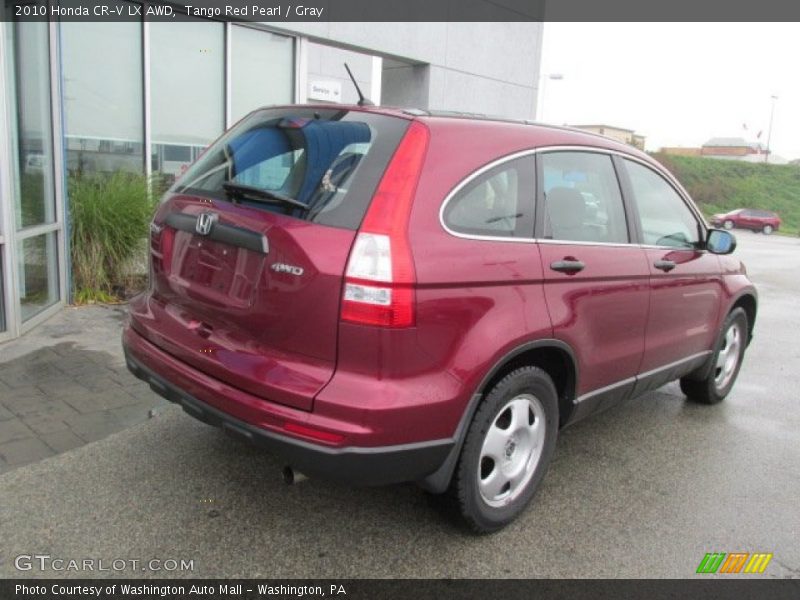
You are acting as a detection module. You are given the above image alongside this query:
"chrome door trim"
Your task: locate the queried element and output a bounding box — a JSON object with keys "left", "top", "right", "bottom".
{"left": 635, "top": 350, "right": 712, "bottom": 382}
{"left": 575, "top": 376, "right": 636, "bottom": 404}
{"left": 575, "top": 350, "right": 713, "bottom": 404}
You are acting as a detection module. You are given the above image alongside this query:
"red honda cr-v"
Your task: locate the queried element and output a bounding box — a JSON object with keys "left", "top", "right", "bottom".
{"left": 123, "top": 105, "right": 757, "bottom": 532}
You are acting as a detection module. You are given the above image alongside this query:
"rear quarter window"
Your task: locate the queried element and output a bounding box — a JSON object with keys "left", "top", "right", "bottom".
{"left": 442, "top": 155, "right": 536, "bottom": 238}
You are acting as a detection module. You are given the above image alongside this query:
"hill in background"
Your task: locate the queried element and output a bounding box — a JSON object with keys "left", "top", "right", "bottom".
{"left": 652, "top": 153, "right": 800, "bottom": 235}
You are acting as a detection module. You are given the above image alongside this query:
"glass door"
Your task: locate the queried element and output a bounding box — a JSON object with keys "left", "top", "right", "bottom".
{"left": 0, "top": 18, "right": 65, "bottom": 342}
{"left": 11, "top": 20, "right": 61, "bottom": 326}
{"left": 0, "top": 22, "right": 14, "bottom": 341}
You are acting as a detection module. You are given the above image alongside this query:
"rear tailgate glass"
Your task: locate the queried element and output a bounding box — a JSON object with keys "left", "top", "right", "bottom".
{"left": 171, "top": 107, "right": 410, "bottom": 230}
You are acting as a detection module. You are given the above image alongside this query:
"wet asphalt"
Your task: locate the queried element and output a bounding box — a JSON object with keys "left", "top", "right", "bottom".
{"left": 0, "top": 231, "right": 798, "bottom": 579}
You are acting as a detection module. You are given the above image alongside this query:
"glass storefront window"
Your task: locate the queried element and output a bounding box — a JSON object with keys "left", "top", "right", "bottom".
{"left": 17, "top": 232, "right": 59, "bottom": 321}
{"left": 12, "top": 20, "right": 56, "bottom": 229}
{"left": 150, "top": 19, "right": 224, "bottom": 187}
{"left": 61, "top": 4, "right": 143, "bottom": 175}
{"left": 231, "top": 26, "right": 294, "bottom": 122}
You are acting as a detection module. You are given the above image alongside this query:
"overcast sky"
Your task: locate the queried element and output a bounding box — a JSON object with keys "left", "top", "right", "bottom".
{"left": 540, "top": 23, "right": 799, "bottom": 161}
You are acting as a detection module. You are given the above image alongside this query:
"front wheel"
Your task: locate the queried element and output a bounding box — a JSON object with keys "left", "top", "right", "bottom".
{"left": 452, "top": 366, "right": 558, "bottom": 533}
{"left": 723, "top": 220, "right": 734, "bottom": 230}
{"left": 762, "top": 224, "right": 774, "bottom": 235}
{"left": 680, "top": 308, "right": 748, "bottom": 404}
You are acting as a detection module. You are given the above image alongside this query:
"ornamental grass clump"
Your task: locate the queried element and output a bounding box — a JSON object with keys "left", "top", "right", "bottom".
{"left": 69, "top": 171, "right": 156, "bottom": 303}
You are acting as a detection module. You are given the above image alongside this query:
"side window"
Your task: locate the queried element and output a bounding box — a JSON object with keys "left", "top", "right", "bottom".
{"left": 443, "top": 155, "right": 535, "bottom": 238}
{"left": 541, "top": 152, "right": 629, "bottom": 244}
{"left": 624, "top": 160, "right": 701, "bottom": 249}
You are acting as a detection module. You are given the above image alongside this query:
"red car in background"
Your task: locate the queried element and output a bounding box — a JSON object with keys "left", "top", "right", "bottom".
{"left": 711, "top": 208, "right": 781, "bottom": 234}
{"left": 123, "top": 105, "right": 757, "bottom": 532}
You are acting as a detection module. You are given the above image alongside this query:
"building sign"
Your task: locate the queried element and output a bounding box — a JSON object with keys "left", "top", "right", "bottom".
{"left": 308, "top": 80, "right": 342, "bottom": 103}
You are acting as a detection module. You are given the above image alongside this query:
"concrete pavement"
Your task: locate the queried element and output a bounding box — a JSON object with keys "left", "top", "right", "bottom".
{"left": 0, "top": 305, "right": 166, "bottom": 473}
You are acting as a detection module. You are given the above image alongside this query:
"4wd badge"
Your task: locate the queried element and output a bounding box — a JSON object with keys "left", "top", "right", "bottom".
{"left": 271, "top": 263, "right": 304, "bottom": 276}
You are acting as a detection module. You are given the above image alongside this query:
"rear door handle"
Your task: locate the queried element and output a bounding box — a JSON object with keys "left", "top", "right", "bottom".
{"left": 550, "top": 259, "right": 585, "bottom": 273}
{"left": 654, "top": 259, "right": 676, "bottom": 272}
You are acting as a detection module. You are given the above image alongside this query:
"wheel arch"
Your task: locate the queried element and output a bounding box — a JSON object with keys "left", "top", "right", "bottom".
{"left": 686, "top": 290, "right": 757, "bottom": 384}
{"left": 475, "top": 340, "right": 579, "bottom": 427}
{"left": 418, "top": 339, "right": 579, "bottom": 494}
{"left": 730, "top": 291, "right": 757, "bottom": 345}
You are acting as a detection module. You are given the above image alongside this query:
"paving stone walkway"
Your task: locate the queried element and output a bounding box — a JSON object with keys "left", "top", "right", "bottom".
{"left": 0, "top": 305, "right": 166, "bottom": 473}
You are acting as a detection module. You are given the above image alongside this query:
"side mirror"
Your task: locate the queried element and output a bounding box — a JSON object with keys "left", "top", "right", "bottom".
{"left": 706, "top": 229, "right": 737, "bottom": 255}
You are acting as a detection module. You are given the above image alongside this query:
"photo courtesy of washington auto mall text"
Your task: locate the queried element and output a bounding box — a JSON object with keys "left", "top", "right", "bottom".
{"left": 14, "top": 584, "right": 347, "bottom": 598}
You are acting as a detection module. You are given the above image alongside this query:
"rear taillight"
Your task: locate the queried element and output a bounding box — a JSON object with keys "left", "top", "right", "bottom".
{"left": 342, "top": 232, "right": 415, "bottom": 327}
{"left": 341, "top": 121, "right": 429, "bottom": 328}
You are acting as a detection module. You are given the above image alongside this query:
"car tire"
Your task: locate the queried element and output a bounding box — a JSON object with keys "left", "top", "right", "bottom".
{"left": 680, "top": 308, "right": 748, "bottom": 405}
{"left": 762, "top": 224, "right": 774, "bottom": 235}
{"left": 723, "top": 220, "right": 734, "bottom": 230}
{"left": 452, "top": 366, "right": 558, "bottom": 533}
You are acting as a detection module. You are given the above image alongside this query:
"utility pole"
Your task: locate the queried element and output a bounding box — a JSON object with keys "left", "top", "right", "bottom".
{"left": 765, "top": 95, "right": 778, "bottom": 164}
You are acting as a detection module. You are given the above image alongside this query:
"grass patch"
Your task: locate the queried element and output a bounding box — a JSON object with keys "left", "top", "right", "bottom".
{"left": 652, "top": 153, "right": 800, "bottom": 235}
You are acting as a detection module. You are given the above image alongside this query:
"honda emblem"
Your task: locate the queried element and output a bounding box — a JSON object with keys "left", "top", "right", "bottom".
{"left": 195, "top": 212, "right": 218, "bottom": 236}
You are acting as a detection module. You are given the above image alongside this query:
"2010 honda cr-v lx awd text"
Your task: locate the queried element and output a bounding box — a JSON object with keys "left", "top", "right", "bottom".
{"left": 123, "top": 105, "right": 757, "bottom": 532}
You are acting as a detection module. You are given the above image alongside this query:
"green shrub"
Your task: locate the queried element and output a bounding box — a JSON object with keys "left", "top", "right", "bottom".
{"left": 69, "top": 171, "right": 156, "bottom": 303}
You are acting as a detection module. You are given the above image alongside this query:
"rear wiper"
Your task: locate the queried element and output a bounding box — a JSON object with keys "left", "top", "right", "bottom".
{"left": 222, "top": 182, "right": 307, "bottom": 209}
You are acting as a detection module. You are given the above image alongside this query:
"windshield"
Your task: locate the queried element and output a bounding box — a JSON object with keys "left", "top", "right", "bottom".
{"left": 171, "top": 107, "right": 409, "bottom": 230}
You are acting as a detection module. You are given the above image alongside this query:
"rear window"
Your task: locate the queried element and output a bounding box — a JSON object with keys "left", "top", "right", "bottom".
{"left": 171, "top": 108, "right": 409, "bottom": 230}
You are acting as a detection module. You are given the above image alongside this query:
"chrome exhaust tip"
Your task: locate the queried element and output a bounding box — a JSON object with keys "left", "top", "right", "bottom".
{"left": 282, "top": 466, "right": 307, "bottom": 485}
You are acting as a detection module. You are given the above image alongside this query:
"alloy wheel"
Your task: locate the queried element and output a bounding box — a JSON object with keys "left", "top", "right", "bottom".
{"left": 478, "top": 394, "right": 545, "bottom": 507}
{"left": 714, "top": 322, "right": 742, "bottom": 390}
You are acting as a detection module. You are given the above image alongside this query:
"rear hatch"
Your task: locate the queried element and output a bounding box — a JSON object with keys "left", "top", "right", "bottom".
{"left": 133, "top": 107, "right": 410, "bottom": 410}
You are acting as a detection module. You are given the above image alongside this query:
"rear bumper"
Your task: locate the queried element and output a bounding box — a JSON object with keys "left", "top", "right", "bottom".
{"left": 123, "top": 328, "right": 452, "bottom": 486}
